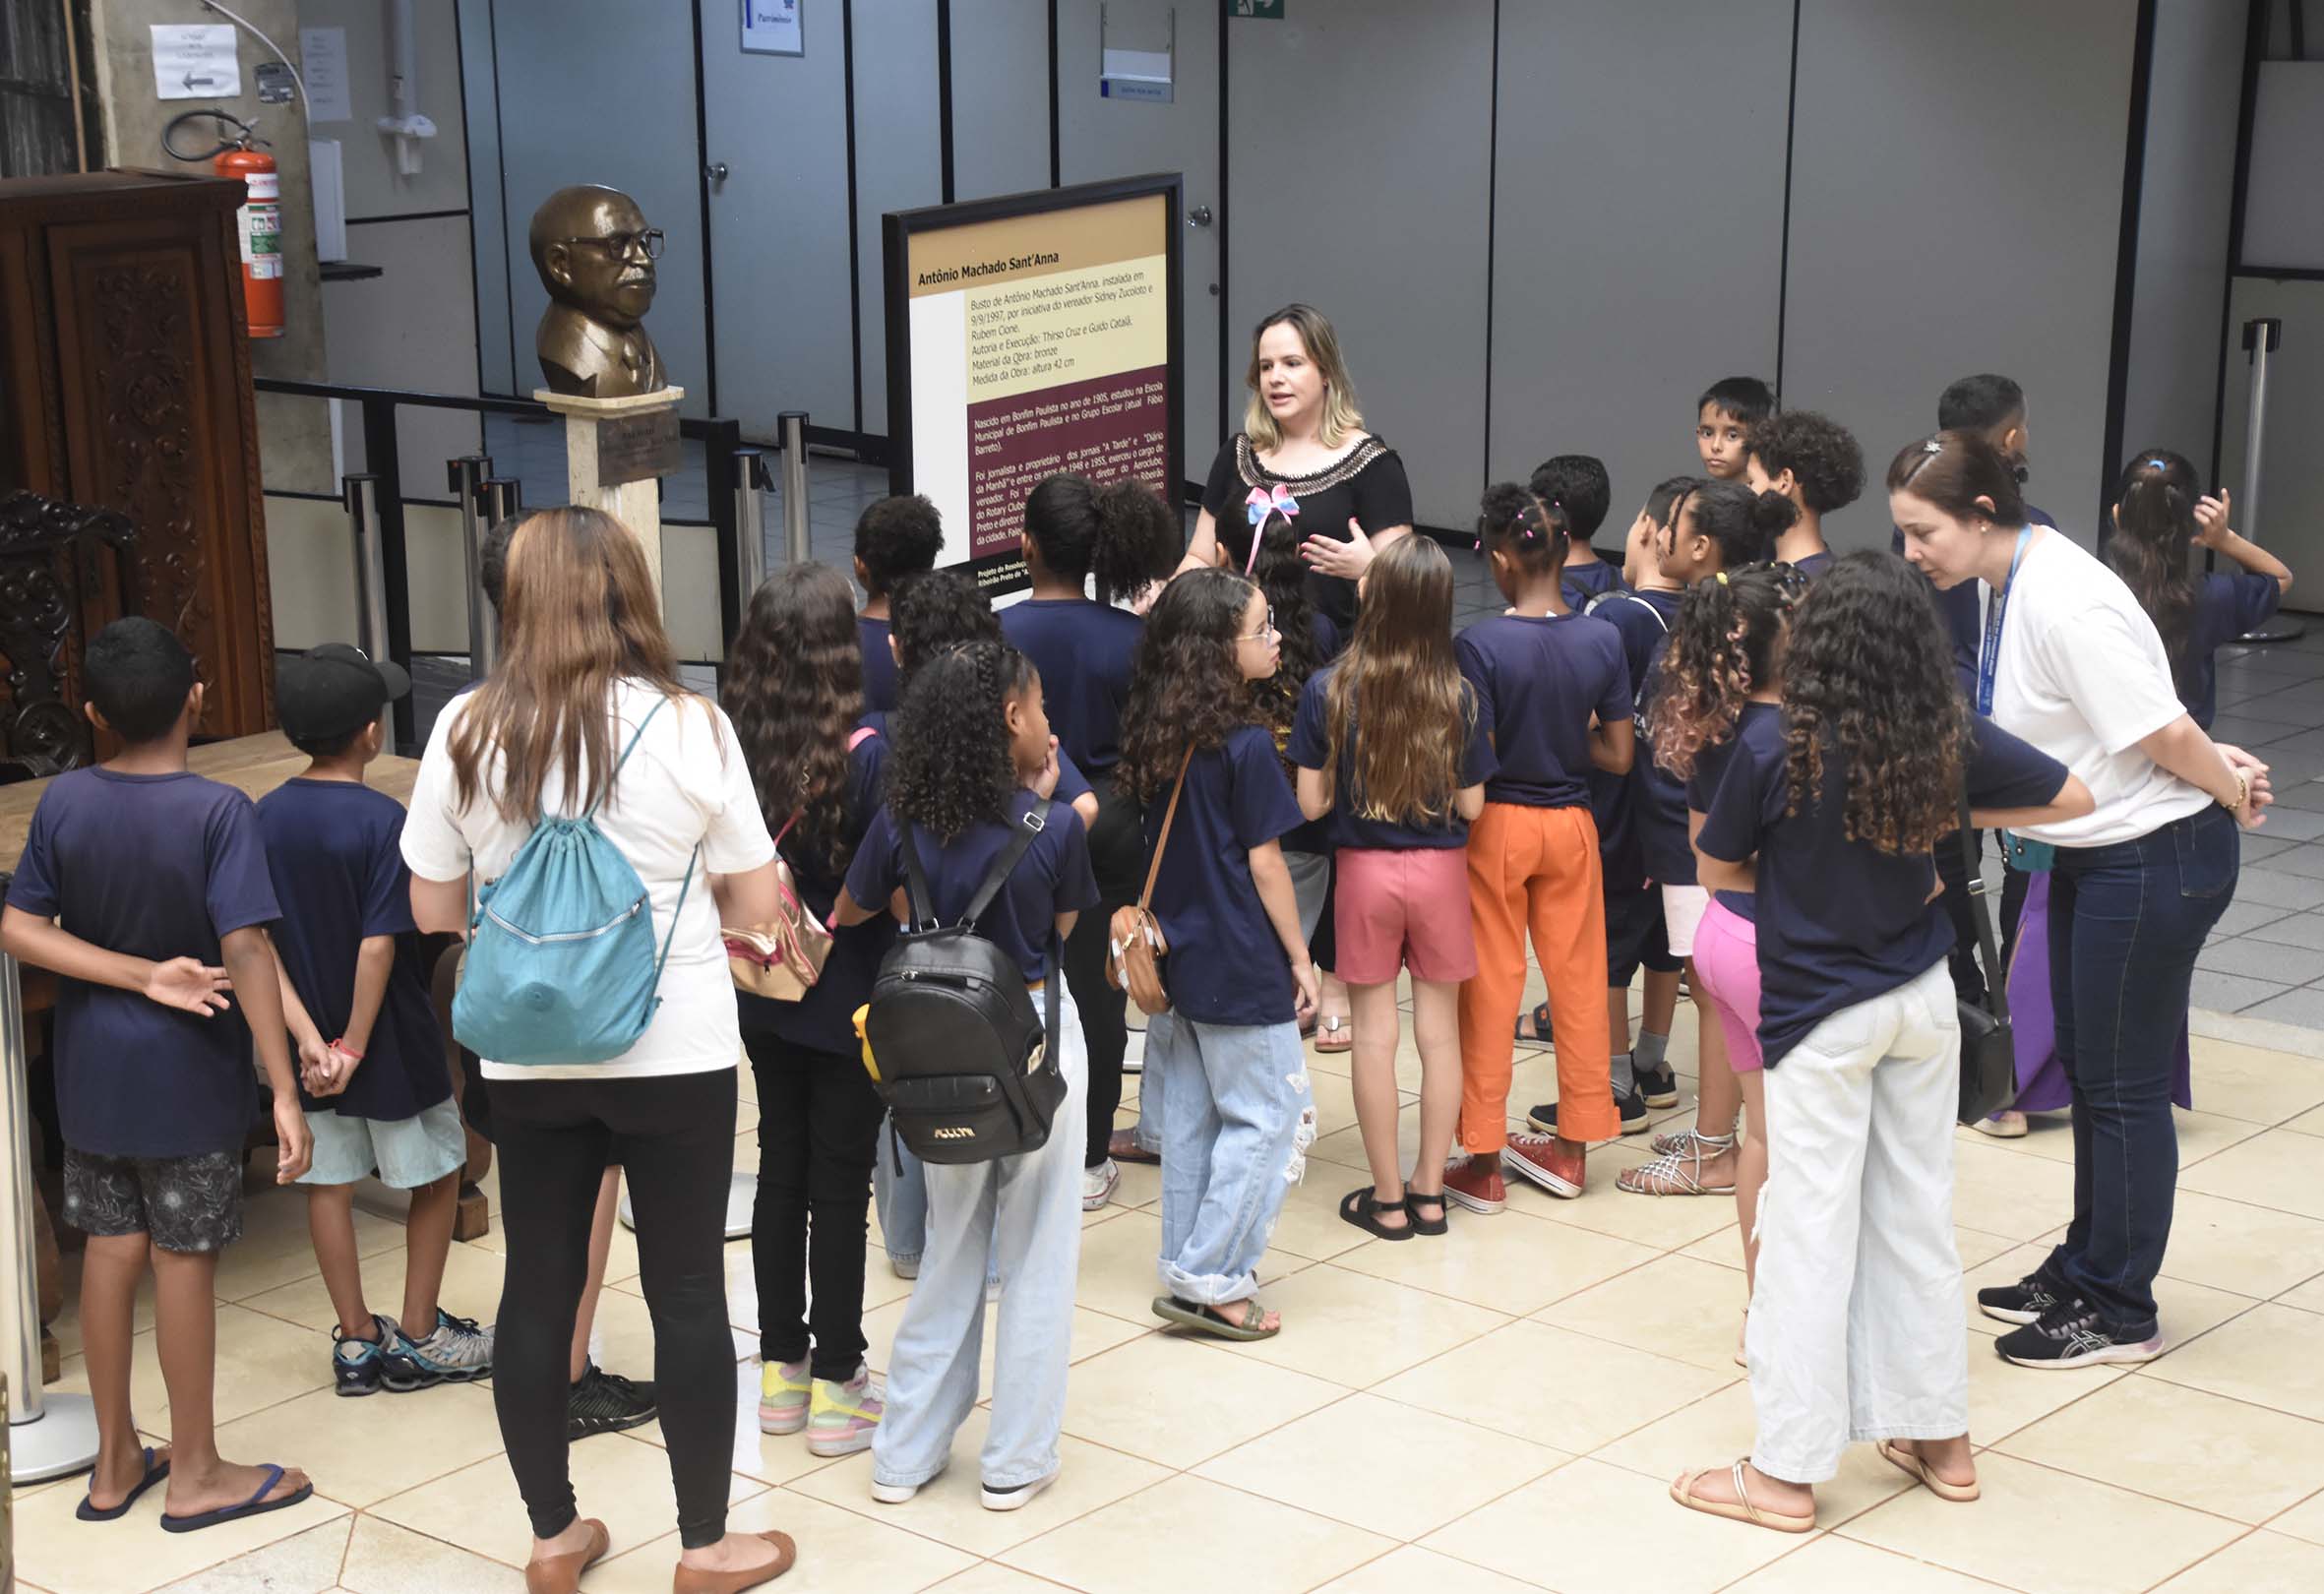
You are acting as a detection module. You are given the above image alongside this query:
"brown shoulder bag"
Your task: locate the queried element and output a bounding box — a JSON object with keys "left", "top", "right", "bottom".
{"left": 1107, "top": 748, "right": 1193, "bottom": 1017}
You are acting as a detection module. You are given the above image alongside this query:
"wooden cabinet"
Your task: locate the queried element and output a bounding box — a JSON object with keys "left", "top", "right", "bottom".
{"left": 0, "top": 169, "right": 275, "bottom": 736}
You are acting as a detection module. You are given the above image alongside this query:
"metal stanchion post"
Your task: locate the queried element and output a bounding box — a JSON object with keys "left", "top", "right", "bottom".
{"left": 2236, "top": 318, "right": 2302, "bottom": 644}
{"left": 735, "top": 447, "right": 769, "bottom": 603}
{"left": 778, "top": 411, "right": 811, "bottom": 565}
{"left": 342, "top": 472, "right": 391, "bottom": 664}
{"left": 448, "top": 454, "right": 494, "bottom": 679}
{"left": 472, "top": 477, "right": 522, "bottom": 676}
{"left": 3, "top": 940, "right": 100, "bottom": 1482}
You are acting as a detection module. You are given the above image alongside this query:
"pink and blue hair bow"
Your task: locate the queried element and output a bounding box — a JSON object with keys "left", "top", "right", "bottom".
{"left": 1243, "top": 485, "right": 1299, "bottom": 574}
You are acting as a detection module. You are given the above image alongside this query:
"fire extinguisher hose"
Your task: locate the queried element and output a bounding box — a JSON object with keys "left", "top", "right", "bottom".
{"left": 161, "top": 108, "right": 266, "bottom": 163}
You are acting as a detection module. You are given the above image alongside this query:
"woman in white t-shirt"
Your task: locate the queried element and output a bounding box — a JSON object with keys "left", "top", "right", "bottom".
{"left": 402, "top": 507, "right": 793, "bottom": 1594}
{"left": 1894, "top": 434, "right": 2271, "bottom": 1374}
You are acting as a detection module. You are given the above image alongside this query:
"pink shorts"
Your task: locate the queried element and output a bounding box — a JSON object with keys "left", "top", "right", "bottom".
{"left": 1688, "top": 898, "right": 1763, "bottom": 1074}
{"left": 1334, "top": 847, "right": 1479, "bottom": 986}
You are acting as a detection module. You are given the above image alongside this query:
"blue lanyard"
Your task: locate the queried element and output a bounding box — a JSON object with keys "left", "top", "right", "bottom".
{"left": 1975, "top": 526, "right": 2035, "bottom": 716}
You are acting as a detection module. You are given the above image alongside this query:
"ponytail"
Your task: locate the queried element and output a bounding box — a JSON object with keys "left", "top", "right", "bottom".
{"left": 1024, "top": 472, "right": 1180, "bottom": 605}
{"left": 2108, "top": 448, "right": 2200, "bottom": 677}
{"left": 1682, "top": 479, "right": 1781, "bottom": 570}
{"left": 1476, "top": 481, "right": 1570, "bottom": 575}
{"left": 1650, "top": 564, "right": 1803, "bottom": 777}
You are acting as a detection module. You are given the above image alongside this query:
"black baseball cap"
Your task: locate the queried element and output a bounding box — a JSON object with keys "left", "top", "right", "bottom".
{"left": 276, "top": 644, "right": 411, "bottom": 742}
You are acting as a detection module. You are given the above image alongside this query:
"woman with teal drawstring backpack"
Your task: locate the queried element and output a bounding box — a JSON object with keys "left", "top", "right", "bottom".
{"left": 401, "top": 506, "right": 798, "bottom": 1594}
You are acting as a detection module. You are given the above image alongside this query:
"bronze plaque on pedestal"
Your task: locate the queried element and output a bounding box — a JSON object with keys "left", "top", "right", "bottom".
{"left": 597, "top": 409, "right": 683, "bottom": 487}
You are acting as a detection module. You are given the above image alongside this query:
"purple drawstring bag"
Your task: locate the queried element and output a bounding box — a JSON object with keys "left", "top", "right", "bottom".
{"left": 2003, "top": 871, "right": 2192, "bottom": 1114}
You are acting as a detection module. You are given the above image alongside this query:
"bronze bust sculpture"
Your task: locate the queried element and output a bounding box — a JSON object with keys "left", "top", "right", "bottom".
{"left": 530, "top": 184, "right": 668, "bottom": 398}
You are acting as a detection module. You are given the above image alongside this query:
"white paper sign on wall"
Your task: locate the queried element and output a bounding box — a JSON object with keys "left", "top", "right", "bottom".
{"left": 152, "top": 24, "right": 241, "bottom": 100}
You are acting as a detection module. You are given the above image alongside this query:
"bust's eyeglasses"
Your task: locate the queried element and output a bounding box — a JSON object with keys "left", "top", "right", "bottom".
{"left": 1239, "top": 607, "right": 1279, "bottom": 643}
{"left": 563, "top": 228, "right": 665, "bottom": 262}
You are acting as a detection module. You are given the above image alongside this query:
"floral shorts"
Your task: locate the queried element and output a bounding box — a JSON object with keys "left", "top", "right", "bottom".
{"left": 61, "top": 1146, "right": 244, "bottom": 1254}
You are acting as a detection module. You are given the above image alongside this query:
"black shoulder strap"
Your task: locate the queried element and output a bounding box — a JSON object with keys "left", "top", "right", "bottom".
{"left": 959, "top": 800, "right": 1053, "bottom": 932}
{"left": 1957, "top": 783, "right": 2009, "bottom": 1024}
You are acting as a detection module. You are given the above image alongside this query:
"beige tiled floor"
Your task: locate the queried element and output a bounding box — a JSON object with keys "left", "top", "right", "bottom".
{"left": 16, "top": 1004, "right": 2324, "bottom": 1594}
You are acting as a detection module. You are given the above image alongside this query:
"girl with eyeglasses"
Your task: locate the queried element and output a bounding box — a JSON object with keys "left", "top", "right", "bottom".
{"left": 1115, "top": 568, "right": 1319, "bottom": 1341}
{"left": 1447, "top": 487, "right": 1634, "bottom": 1215}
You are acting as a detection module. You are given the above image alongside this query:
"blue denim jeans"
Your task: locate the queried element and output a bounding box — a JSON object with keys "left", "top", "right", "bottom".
{"left": 2040, "top": 805, "right": 2237, "bottom": 1330}
{"left": 1148, "top": 1012, "right": 1316, "bottom": 1306}
{"left": 872, "top": 996, "right": 1087, "bottom": 1492}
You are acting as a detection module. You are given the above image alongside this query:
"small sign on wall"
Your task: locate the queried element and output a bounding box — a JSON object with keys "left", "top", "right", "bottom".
{"left": 1227, "top": 0, "right": 1284, "bottom": 17}
{"left": 152, "top": 24, "right": 239, "bottom": 99}
{"left": 742, "top": 0, "right": 805, "bottom": 56}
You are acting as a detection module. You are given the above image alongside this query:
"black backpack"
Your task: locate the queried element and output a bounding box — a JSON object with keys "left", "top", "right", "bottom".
{"left": 864, "top": 801, "right": 1067, "bottom": 1165}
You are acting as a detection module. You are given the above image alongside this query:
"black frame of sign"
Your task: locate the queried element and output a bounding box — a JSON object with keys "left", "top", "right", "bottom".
{"left": 882, "top": 170, "right": 1187, "bottom": 591}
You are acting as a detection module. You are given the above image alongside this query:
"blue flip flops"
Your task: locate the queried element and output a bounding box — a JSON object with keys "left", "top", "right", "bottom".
{"left": 158, "top": 1463, "right": 313, "bottom": 1533}
{"left": 75, "top": 1446, "right": 170, "bottom": 1521}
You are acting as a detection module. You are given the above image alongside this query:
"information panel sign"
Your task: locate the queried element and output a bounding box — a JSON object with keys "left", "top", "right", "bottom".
{"left": 884, "top": 175, "right": 1184, "bottom": 595}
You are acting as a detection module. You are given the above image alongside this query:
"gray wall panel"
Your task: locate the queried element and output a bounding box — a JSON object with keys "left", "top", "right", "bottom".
{"left": 1488, "top": 0, "right": 1790, "bottom": 535}
{"left": 1226, "top": 0, "right": 1496, "bottom": 529}
{"left": 1784, "top": 0, "right": 2138, "bottom": 548}
{"left": 853, "top": 0, "right": 945, "bottom": 438}
{"left": 2124, "top": 0, "right": 2243, "bottom": 476}
{"left": 486, "top": 0, "right": 708, "bottom": 417}
{"left": 950, "top": 0, "right": 1050, "bottom": 202}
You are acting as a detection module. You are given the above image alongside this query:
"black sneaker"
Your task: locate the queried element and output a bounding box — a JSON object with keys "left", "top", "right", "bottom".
{"left": 1527, "top": 1084, "right": 1648, "bottom": 1137}
{"left": 1994, "top": 1301, "right": 2164, "bottom": 1370}
{"left": 1634, "top": 1059, "right": 1680, "bottom": 1109}
{"left": 1976, "top": 1271, "right": 2064, "bottom": 1326}
{"left": 568, "top": 1362, "right": 658, "bottom": 1441}
{"left": 331, "top": 1317, "right": 391, "bottom": 1396}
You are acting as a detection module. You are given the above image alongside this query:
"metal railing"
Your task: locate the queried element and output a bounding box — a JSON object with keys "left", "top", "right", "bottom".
{"left": 252, "top": 380, "right": 822, "bottom": 746}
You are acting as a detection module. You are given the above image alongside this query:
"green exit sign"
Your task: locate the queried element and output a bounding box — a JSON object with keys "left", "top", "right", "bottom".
{"left": 1227, "top": 0, "right": 1283, "bottom": 17}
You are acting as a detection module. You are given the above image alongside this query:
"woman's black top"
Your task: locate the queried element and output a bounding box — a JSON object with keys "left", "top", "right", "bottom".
{"left": 1200, "top": 433, "right": 1415, "bottom": 636}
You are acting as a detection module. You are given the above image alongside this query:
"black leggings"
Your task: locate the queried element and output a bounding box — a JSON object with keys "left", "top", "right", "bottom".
{"left": 1072, "top": 781, "right": 1143, "bottom": 1169}
{"left": 491, "top": 1068, "right": 737, "bottom": 1549}
{"left": 746, "top": 1029, "right": 885, "bottom": 1379}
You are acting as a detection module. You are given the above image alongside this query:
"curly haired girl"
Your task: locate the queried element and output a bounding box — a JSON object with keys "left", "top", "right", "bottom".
{"left": 724, "top": 563, "right": 893, "bottom": 1452}
{"left": 1621, "top": 567, "right": 1805, "bottom": 1337}
{"left": 1743, "top": 410, "right": 1865, "bottom": 575}
{"left": 834, "top": 641, "right": 1098, "bottom": 1503}
{"left": 1118, "top": 567, "right": 1318, "bottom": 1340}
{"left": 1673, "top": 550, "right": 2091, "bottom": 1535}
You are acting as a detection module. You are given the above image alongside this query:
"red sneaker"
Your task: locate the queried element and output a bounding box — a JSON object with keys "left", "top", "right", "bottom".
{"left": 1502, "top": 1134, "right": 1585, "bottom": 1198}
{"left": 1440, "top": 1154, "right": 1505, "bottom": 1215}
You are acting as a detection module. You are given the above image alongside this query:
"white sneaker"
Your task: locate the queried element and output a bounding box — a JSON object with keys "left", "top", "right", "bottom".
{"left": 889, "top": 1256, "right": 920, "bottom": 1279}
{"left": 1081, "top": 1158, "right": 1120, "bottom": 1212}
{"left": 871, "top": 1476, "right": 923, "bottom": 1504}
{"left": 1973, "top": 1111, "right": 2029, "bottom": 1138}
{"left": 981, "top": 1470, "right": 1059, "bottom": 1511}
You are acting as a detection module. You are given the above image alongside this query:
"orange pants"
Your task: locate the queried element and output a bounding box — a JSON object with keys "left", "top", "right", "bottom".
{"left": 1457, "top": 802, "right": 1615, "bottom": 1151}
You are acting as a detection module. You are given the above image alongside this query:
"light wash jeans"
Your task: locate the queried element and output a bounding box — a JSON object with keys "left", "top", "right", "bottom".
{"left": 877, "top": 1130, "right": 1002, "bottom": 1288}
{"left": 872, "top": 995, "right": 1087, "bottom": 1492}
{"left": 1747, "top": 958, "right": 1965, "bottom": 1483}
{"left": 1147, "top": 1012, "right": 1315, "bottom": 1306}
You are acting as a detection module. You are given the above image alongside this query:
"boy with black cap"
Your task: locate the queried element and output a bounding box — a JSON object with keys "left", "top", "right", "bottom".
{"left": 261, "top": 643, "right": 494, "bottom": 1393}
{"left": 1, "top": 617, "right": 314, "bottom": 1530}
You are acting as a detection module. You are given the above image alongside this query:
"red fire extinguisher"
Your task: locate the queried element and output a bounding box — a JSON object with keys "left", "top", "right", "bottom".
{"left": 164, "top": 111, "right": 284, "bottom": 339}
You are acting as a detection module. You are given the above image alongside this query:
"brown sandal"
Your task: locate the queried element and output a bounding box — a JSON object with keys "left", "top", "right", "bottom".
{"left": 673, "top": 1530, "right": 799, "bottom": 1594}
{"left": 524, "top": 1519, "right": 611, "bottom": 1594}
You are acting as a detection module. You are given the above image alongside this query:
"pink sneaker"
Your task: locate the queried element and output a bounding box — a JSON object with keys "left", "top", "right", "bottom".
{"left": 758, "top": 1359, "right": 810, "bottom": 1436}
{"left": 807, "top": 1365, "right": 884, "bottom": 1457}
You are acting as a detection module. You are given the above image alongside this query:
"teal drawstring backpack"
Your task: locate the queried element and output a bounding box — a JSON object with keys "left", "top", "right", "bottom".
{"left": 453, "top": 697, "right": 700, "bottom": 1067}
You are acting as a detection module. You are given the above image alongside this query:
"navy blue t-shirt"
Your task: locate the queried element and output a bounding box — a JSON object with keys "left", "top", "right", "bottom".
{"left": 1698, "top": 713, "right": 2068, "bottom": 1069}
{"left": 7, "top": 769, "right": 280, "bottom": 1158}
{"left": 846, "top": 787, "right": 1097, "bottom": 984}
{"left": 1286, "top": 665, "right": 1497, "bottom": 851}
{"left": 2180, "top": 570, "right": 2282, "bottom": 729}
{"left": 256, "top": 780, "right": 448, "bottom": 1122}
{"left": 741, "top": 728, "right": 893, "bottom": 1054}
{"left": 1455, "top": 613, "right": 1630, "bottom": 810}
{"left": 1143, "top": 725, "right": 1308, "bottom": 1025}
{"left": 1792, "top": 550, "right": 1835, "bottom": 580}
{"left": 1585, "top": 588, "right": 1678, "bottom": 889}
{"left": 1605, "top": 588, "right": 1695, "bottom": 884}
{"left": 1561, "top": 556, "right": 1625, "bottom": 611}
{"left": 1684, "top": 701, "right": 1779, "bottom": 925}
{"left": 860, "top": 615, "right": 898, "bottom": 713}
{"left": 1001, "top": 599, "right": 1143, "bottom": 775}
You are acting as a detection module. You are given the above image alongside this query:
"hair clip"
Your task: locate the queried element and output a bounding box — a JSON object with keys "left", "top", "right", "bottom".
{"left": 1473, "top": 536, "right": 1483, "bottom": 553}
{"left": 1715, "top": 571, "right": 1729, "bottom": 584}
{"left": 1923, "top": 439, "right": 1943, "bottom": 456}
